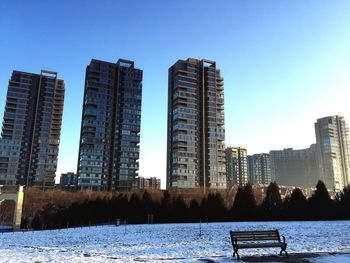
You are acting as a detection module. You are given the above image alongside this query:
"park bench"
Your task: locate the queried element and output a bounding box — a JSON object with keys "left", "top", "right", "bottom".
{"left": 229, "top": 229, "right": 288, "bottom": 260}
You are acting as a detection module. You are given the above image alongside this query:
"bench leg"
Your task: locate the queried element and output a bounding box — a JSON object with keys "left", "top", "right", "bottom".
{"left": 233, "top": 248, "right": 240, "bottom": 260}
{"left": 279, "top": 246, "right": 288, "bottom": 258}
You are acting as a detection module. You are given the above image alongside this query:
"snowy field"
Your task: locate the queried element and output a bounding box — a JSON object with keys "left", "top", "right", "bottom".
{"left": 1, "top": 221, "right": 350, "bottom": 262}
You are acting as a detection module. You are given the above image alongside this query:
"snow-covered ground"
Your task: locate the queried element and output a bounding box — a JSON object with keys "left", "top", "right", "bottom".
{"left": 0, "top": 221, "right": 350, "bottom": 262}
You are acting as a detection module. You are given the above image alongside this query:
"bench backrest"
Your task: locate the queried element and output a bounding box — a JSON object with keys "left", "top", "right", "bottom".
{"left": 230, "top": 230, "right": 281, "bottom": 243}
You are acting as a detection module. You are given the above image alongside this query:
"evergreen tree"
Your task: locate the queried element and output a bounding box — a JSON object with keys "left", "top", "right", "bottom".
{"left": 189, "top": 199, "right": 200, "bottom": 222}
{"left": 231, "top": 184, "right": 257, "bottom": 220}
{"left": 159, "top": 190, "right": 172, "bottom": 223}
{"left": 32, "top": 203, "right": 62, "bottom": 230}
{"left": 308, "top": 180, "right": 333, "bottom": 219}
{"left": 207, "top": 193, "right": 226, "bottom": 221}
{"left": 261, "top": 182, "right": 282, "bottom": 219}
{"left": 93, "top": 197, "right": 109, "bottom": 223}
{"left": 339, "top": 185, "right": 350, "bottom": 218}
{"left": 284, "top": 188, "right": 308, "bottom": 219}
{"left": 142, "top": 191, "right": 155, "bottom": 223}
{"left": 112, "top": 194, "right": 128, "bottom": 221}
{"left": 231, "top": 185, "right": 244, "bottom": 216}
{"left": 172, "top": 196, "right": 188, "bottom": 222}
{"left": 242, "top": 183, "right": 257, "bottom": 215}
{"left": 128, "top": 193, "right": 143, "bottom": 223}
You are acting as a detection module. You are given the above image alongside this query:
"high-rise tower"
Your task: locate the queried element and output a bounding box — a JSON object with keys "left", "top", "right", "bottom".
{"left": 77, "top": 59, "right": 142, "bottom": 191}
{"left": 0, "top": 70, "right": 64, "bottom": 189}
{"left": 166, "top": 58, "right": 226, "bottom": 192}
{"left": 315, "top": 115, "right": 350, "bottom": 191}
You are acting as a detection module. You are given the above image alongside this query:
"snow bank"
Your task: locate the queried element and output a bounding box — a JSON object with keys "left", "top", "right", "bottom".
{"left": 0, "top": 221, "right": 349, "bottom": 262}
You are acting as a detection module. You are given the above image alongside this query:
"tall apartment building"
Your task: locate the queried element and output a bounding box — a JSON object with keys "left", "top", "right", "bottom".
{"left": 0, "top": 70, "right": 64, "bottom": 189}
{"left": 77, "top": 59, "right": 142, "bottom": 191}
{"left": 248, "top": 153, "right": 271, "bottom": 184}
{"left": 270, "top": 145, "right": 319, "bottom": 188}
{"left": 166, "top": 58, "right": 226, "bottom": 192}
{"left": 226, "top": 147, "right": 248, "bottom": 188}
{"left": 315, "top": 116, "right": 350, "bottom": 191}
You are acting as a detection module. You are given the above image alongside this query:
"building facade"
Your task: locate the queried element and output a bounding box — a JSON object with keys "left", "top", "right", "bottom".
{"left": 0, "top": 140, "right": 21, "bottom": 188}
{"left": 0, "top": 70, "right": 64, "bottom": 189}
{"left": 248, "top": 153, "right": 271, "bottom": 184}
{"left": 226, "top": 147, "right": 248, "bottom": 188}
{"left": 315, "top": 116, "right": 350, "bottom": 191}
{"left": 270, "top": 145, "right": 319, "bottom": 188}
{"left": 77, "top": 59, "right": 142, "bottom": 191}
{"left": 166, "top": 58, "right": 226, "bottom": 192}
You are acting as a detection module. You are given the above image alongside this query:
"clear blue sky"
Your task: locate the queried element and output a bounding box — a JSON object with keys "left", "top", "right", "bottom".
{"left": 1, "top": 1, "right": 350, "bottom": 189}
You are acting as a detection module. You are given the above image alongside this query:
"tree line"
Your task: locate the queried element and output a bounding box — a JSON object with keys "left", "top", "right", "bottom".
{"left": 28, "top": 180, "right": 350, "bottom": 230}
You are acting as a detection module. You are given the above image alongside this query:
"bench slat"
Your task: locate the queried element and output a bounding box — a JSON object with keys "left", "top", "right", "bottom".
{"left": 231, "top": 230, "right": 277, "bottom": 233}
{"left": 233, "top": 235, "right": 278, "bottom": 238}
{"left": 231, "top": 232, "right": 278, "bottom": 236}
{"left": 232, "top": 233, "right": 278, "bottom": 236}
{"left": 232, "top": 235, "right": 278, "bottom": 238}
{"left": 237, "top": 242, "right": 284, "bottom": 249}
{"left": 230, "top": 230, "right": 280, "bottom": 242}
{"left": 234, "top": 237, "right": 279, "bottom": 241}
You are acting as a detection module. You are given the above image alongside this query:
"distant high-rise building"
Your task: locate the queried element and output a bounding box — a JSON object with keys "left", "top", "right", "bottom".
{"left": 166, "top": 58, "right": 226, "bottom": 191}
{"left": 77, "top": 59, "right": 142, "bottom": 191}
{"left": 59, "top": 172, "right": 77, "bottom": 189}
{"left": 137, "top": 177, "right": 161, "bottom": 190}
{"left": 270, "top": 145, "right": 319, "bottom": 188}
{"left": 0, "top": 70, "right": 64, "bottom": 189}
{"left": 226, "top": 147, "right": 248, "bottom": 188}
{"left": 248, "top": 153, "right": 271, "bottom": 184}
{"left": 315, "top": 116, "right": 350, "bottom": 191}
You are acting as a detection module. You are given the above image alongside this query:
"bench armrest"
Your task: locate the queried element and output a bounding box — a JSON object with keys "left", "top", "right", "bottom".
{"left": 282, "top": 235, "right": 286, "bottom": 243}
{"left": 230, "top": 231, "right": 238, "bottom": 245}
